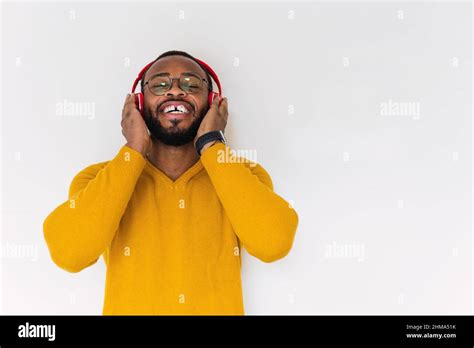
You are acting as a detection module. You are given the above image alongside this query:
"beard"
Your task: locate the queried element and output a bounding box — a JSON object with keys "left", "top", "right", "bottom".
{"left": 142, "top": 105, "right": 208, "bottom": 147}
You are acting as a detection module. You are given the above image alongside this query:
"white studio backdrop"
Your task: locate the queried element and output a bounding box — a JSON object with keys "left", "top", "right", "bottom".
{"left": 0, "top": 1, "right": 472, "bottom": 314}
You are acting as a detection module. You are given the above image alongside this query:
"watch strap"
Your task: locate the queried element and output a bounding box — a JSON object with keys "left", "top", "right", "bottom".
{"left": 195, "top": 130, "right": 226, "bottom": 156}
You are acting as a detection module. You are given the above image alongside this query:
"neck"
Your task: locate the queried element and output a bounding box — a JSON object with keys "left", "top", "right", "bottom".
{"left": 146, "top": 137, "right": 200, "bottom": 182}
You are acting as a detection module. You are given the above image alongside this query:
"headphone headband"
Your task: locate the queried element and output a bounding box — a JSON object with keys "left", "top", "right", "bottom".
{"left": 131, "top": 56, "right": 222, "bottom": 97}
{"left": 193, "top": 57, "right": 222, "bottom": 96}
{"left": 131, "top": 61, "right": 155, "bottom": 93}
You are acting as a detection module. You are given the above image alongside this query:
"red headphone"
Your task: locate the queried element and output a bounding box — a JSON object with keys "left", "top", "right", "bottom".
{"left": 131, "top": 57, "right": 223, "bottom": 115}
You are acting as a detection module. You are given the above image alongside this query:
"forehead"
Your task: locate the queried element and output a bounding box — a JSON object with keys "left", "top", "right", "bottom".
{"left": 145, "top": 55, "right": 206, "bottom": 79}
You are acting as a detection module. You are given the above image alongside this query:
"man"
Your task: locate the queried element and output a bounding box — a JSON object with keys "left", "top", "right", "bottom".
{"left": 43, "top": 50, "right": 299, "bottom": 315}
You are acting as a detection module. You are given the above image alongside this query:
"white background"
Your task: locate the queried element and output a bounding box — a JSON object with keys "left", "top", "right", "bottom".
{"left": 0, "top": 1, "right": 472, "bottom": 314}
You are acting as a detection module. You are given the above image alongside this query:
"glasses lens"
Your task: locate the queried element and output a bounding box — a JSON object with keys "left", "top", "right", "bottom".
{"left": 147, "top": 74, "right": 203, "bottom": 95}
{"left": 180, "top": 74, "right": 202, "bottom": 93}
{"left": 148, "top": 76, "right": 171, "bottom": 95}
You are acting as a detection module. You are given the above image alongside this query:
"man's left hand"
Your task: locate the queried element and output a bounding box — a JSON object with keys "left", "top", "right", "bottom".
{"left": 194, "top": 95, "right": 228, "bottom": 151}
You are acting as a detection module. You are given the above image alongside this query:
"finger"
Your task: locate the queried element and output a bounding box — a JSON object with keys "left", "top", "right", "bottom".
{"left": 123, "top": 94, "right": 137, "bottom": 118}
{"left": 125, "top": 93, "right": 139, "bottom": 106}
{"left": 219, "top": 97, "right": 229, "bottom": 120}
{"left": 124, "top": 93, "right": 134, "bottom": 105}
{"left": 211, "top": 94, "right": 220, "bottom": 108}
{"left": 219, "top": 96, "right": 227, "bottom": 109}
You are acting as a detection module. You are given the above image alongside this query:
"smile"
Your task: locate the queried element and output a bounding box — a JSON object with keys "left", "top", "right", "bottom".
{"left": 163, "top": 105, "right": 190, "bottom": 114}
{"left": 158, "top": 100, "right": 194, "bottom": 115}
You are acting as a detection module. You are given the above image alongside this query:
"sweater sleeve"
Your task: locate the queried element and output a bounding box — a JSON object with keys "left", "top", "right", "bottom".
{"left": 200, "top": 142, "right": 299, "bottom": 263}
{"left": 43, "top": 145, "right": 146, "bottom": 273}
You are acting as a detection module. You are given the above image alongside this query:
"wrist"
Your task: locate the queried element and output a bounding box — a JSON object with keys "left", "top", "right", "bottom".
{"left": 125, "top": 141, "right": 148, "bottom": 157}
{"left": 195, "top": 130, "right": 227, "bottom": 156}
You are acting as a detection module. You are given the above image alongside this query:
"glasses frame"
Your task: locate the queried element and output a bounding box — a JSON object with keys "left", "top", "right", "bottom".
{"left": 143, "top": 72, "right": 209, "bottom": 96}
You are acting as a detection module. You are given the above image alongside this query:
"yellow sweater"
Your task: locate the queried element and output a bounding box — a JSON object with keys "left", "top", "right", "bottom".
{"left": 43, "top": 142, "right": 298, "bottom": 315}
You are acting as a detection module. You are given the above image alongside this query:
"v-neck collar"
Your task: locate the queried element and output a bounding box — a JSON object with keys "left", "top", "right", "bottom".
{"left": 144, "top": 156, "right": 204, "bottom": 188}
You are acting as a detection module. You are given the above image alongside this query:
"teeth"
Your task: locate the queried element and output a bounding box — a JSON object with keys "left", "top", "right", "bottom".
{"left": 163, "top": 104, "right": 190, "bottom": 113}
{"left": 177, "top": 105, "right": 188, "bottom": 112}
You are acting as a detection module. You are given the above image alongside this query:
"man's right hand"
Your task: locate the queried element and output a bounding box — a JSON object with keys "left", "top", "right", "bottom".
{"left": 121, "top": 93, "right": 152, "bottom": 157}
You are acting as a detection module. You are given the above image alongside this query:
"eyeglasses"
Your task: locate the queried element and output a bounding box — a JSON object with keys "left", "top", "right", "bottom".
{"left": 143, "top": 72, "right": 209, "bottom": 96}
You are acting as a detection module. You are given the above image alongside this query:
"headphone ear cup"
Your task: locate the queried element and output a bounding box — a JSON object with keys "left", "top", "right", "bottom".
{"left": 134, "top": 93, "right": 144, "bottom": 115}
{"left": 208, "top": 92, "right": 219, "bottom": 106}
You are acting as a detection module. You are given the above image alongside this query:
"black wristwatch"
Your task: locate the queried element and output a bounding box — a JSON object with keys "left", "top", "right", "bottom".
{"left": 195, "top": 130, "right": 227, "bottom": 156}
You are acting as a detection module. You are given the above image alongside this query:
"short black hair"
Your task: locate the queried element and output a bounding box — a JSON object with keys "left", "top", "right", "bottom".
{"left": 140, "top": 50, "right": 214, "bottom": 93}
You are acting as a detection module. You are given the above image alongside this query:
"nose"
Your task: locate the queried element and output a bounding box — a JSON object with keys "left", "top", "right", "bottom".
{"left": 165, "top": 78, "right": 186, "bottom": 98}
